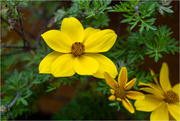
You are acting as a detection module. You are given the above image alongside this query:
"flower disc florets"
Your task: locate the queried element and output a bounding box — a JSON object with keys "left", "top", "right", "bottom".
{"left": 71, "top": 42, "right": 85, "bottom": 56}
{"left": 115, "top": 86, "right": 126, "bottom": 99}
{"left": 165, "top": 90, "right": 179, "bottom": 103}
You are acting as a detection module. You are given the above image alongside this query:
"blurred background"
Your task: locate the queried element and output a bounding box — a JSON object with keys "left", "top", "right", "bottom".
{"left": 1, "top": 1, "right": 179, "bottom": 120}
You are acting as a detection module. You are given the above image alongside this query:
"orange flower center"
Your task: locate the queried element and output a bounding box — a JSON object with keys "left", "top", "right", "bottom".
{"left": 71, "top": 42, "right": 85, "bottom": 56}
{"left": 115, "top": 86, "right": 126, "bottom": 99}
{"left": 165, "top": 90, "right": 179, "bottom": 103}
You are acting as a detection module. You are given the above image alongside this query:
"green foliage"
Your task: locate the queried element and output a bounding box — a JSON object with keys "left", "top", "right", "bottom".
{"left": 96, "top": 79, "right": 109, "bottom": 95}
{"left": 110, "top": 1, "right": 174, "bottom": 33}
{"left": 134, "top": 25, "right": 179, "bottom": 62}
{"left": 108, "top": 25, "right": 179, "bottom": 64}
{"left": 110, "top": 1, "right": 157, "bottom": 32}
{"left": 110, "top": 0, "right": 140, "bottom": 12}
{"left": 156, "top": 0, "right": 174, "bottom": 15}
{"left": 52, "top": 91, "right": 118, "bottom": 120}
{"left": 53, "top": 0, "right": 111, "bottom": 28}
{"left": 3, "top": 0, "right": 28, "bottom": 19}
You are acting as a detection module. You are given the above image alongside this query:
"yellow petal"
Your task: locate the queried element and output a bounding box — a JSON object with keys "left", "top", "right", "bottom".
{"left": 52, "top": 54, "right": 75, "bottom": 77}
{"left": 150, "top": 102, "right": 169, "bottom": 120}
{"left": 84, "top": 27, "right": 101, "bottom": 42}
{"left": 160, "top": 62, "right": 171, "bottom": 92}
{"left": 118, "top": 67, "right": 128, "bottom": 88}
{"left": 125, "top": 78, "right": 136, "bottom": 90}
{"left": 167, "top": 102, "right": 180, "bottom": 120}
{"left": 110, "top": 89, "right": 115, "bottom": 95}
{"left": 85, "top": 53, "right": 117, "bottom": 79}
{"left": 108, "top": 95, "right": 115, "bottom": 101}
{"left": 41, "top": 30, "right": 72, "bottom": 52}
{"left": 172, "top": 83, "right": 180, "bottom": 100}
{"left": 117, "top": 98, "right": 122, "bottom": 101}
{"left": 126, "top": 91, "right": 144, "bottom": 100}
{"left": 84, "top": 29, "right": 117, "bottom": 52}
{"left": 138, "top": 82, "right": 164, "bottom": 97}
{"left": 139, "top": 87, "right": 165, "bottom": 99}
{"left": 149, "top": 68, "right": 160, "bottom": 88}
{"left": 73, "top": 54, "right": 99, "bottom": 75}
{"left": 103, "top": 72, "right": 118, "bottom": 89}
{"left": 39, "top": 51, "right": 62, "bottom": 73}
{"left": 122, "top": 98, "right": 135, "bottom": 113}
{"left": 61, "top": 17, "right": 84, "bottom": 43}
{"left": 134, "top": 94, "right": 164, "bottom": 112}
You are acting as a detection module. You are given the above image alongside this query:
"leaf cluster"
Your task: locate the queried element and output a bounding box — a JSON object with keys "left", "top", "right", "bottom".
{"left": 131, "top": 25, "right": 179, "bottom": 62}
{"left": 110, "top": 1, "right": 173, "bottom": 33}
{"left": 1, "top": 0, "right": 28, "bottom": 19}
{"left": 156, "top": 0, "right": 174, "bottom": 15}
{"left": 53, "top": 0, "right": 111, "bottom": 28}
{"left": 109, "top": 25, "right": 179, "bottom": 64}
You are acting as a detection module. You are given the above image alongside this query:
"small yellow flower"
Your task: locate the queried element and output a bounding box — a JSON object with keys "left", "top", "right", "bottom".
{"left": 135, "top": 62, "right": 180, "bottom": 120}
{"left": 104, "top": 67, "right": 144, "bottom": 113}
{"left": 39, "top": 17, "right": 118, "bottom": 78}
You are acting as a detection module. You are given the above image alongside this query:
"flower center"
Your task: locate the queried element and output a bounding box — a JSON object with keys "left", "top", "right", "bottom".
{"left": 71, "top": 42, "right": 85, "bottom": 56}
{"left": 115, "top": 86, "right": 126, "bottom": 99}
{"left": 165, "top": 90, "right": 179, "bottom": 103}
{"left": 0, "top": 105, "right": 8, "bottom": 114}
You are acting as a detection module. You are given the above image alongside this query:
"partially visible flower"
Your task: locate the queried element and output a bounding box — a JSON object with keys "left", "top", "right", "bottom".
{"left": 104, "top": 67, "right": 144, "bottom": 113}
{"left": 135, "top": 62, "right": 180, "bottom": 120}
{"left": 39, "top": 17, "right": 118, "bottom": 78}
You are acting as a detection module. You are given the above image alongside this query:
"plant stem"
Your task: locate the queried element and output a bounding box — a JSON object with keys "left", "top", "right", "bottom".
{"left": 8, "top": 93, "right": 20, "bottom": 108}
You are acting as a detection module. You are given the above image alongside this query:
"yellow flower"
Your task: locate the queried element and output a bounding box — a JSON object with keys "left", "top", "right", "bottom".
{"left": 39, "top": 17, "right": 118, "bottom": 78}
{"left": 135, "top": 62, "right": 180, "bottom": 120}
{"left": 104, "top": 67, "right": 144, "bottom": 113}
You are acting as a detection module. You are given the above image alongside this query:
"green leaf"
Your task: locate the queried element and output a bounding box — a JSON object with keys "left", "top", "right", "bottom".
{"left": 160, "top": 6, "right": 174, "bottom": 13}
{"left": 121, "top": 18, "right": 131, "bottom": 23}
{"left": 154, "top": 54, "right": 159, "bottom": 63}
{"left": 19, "top": 98, "right": 28, "bottom": 106}
{"left": 109, "top": 102, "right": 118, "bottom": 106}
{"left": 130, "top": 20, "right": 139, "bottom": 30}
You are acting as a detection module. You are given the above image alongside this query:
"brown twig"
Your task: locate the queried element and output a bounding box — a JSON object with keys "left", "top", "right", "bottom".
{"left": 17, "top": 9, "right": 30, "bottom": 47}
{"left": 1, "top": 48, "right": 35, "bottom": 56}
{"left": 1, "top": 16, "right": 35, "bottom": 40}
{"left": 1, "top": 16, "right": 23, "bottom": 37}
{"left": 2, "top": 44, "right": 35, "bottom": 49}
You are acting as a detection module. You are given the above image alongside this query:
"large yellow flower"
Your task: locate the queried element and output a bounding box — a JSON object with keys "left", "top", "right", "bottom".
{"left": 39, "top": 17, "right": 118, "bottom": 78}
{"left": 104, "top": 67, "right": 144, "bottom": 113}
{"left": 135, "top": 62, "right": 180, "bottom": 120}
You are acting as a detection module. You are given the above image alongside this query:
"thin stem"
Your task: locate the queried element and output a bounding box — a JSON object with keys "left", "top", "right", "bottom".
{"left": 1, "top": 16, "right": 35, "bottom": 40}
{"left": 1, "top": 48, "right": 34, "bottom": 56}
{"left": 2, "top": 45, "right": 33, "bottom": 49}
{"left": 8, "top": 93, "right": 20, "bottom": 108}
{"left": 17, "top": 9, "right": 29, "bottom": 47}
{"left": 1, "top": 16, "right": 23, "bottom": 37}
